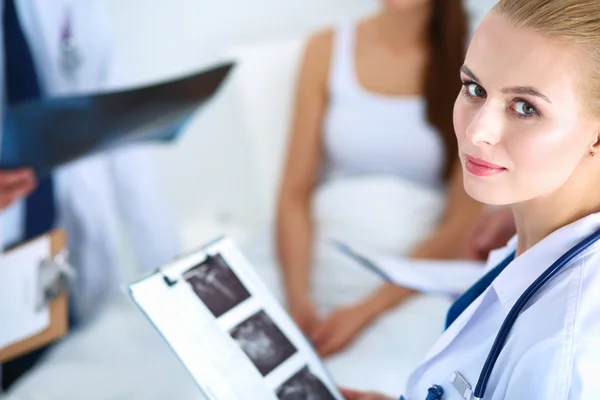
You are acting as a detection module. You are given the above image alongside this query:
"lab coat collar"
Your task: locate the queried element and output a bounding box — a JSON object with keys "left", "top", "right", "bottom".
{"left": 492, "top": 212, "right": 600, "bottom": 314}
{"left": 417, "top": 212, "right": 600, "bottom": 368}
{"left": 483, "top": 235, "right": 517, "bottom": 273}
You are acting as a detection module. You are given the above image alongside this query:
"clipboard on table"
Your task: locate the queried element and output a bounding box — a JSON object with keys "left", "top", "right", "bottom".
{"left": 0, "top": 229, "right": 71, "bottom": 363}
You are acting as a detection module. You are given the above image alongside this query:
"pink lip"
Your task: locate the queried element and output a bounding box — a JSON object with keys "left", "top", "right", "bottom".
{"left": 465, "top": 155, "right": 506, "bottom": 177}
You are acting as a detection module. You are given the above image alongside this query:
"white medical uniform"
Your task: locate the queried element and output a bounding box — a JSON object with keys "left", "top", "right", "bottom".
{"left": 403, "top": 212, "right": 600, "bottom": 399}
{"left": 0, "top": 0, "right": 180, "bottom": 321}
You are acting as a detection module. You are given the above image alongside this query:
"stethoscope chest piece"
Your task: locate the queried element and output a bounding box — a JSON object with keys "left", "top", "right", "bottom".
{"left": 398, "top": 385, "right": 445, "bottom": 400}
{"left": 426, "top": 385, "right": 444, "bottom": 400}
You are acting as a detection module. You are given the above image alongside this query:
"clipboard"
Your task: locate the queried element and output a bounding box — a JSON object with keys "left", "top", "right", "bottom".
{"left": 0, "top": 229, "right": 70, "bottom": 363}
{"left": 129, "top": 237, "right": 345, "bottom": 400}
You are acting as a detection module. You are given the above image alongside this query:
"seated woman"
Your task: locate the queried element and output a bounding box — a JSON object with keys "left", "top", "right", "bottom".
{"left": 345, "top": 0, "right": 600, "bottom": 398}
{"left": 276, "top": 0, "right": 483, "bottom": 358}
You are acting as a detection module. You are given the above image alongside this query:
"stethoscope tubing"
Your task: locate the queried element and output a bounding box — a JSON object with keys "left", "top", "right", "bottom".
{"left": 474, "top": 227, "right": 600, "bottom": 399}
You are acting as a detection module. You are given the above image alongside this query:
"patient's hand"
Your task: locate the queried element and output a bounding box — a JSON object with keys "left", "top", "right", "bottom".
{"left": 339, "top": 387, "right": 395, "bottom": 400}
{"left": 465, "top": 207, "right": 515, "bottom": 261}
{"left": 312, "top": 284, "right": 415, "bottom": 357}
{"left": 288, "top": 295, "right": 321, "bottom": 337}
{"left": 312, "top": 303, "right": 373, "bottom": 357}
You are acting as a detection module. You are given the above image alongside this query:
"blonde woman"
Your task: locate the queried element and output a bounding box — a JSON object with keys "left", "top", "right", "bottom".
{"left": 343, "top": 0, "right": 600, "bottom": 398}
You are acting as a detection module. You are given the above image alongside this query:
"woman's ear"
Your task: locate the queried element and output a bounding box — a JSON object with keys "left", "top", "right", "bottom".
{"left": 589, "top": 129, "right": 600, "bottom": 158}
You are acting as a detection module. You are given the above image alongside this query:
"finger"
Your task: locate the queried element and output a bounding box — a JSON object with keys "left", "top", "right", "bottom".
{"left": 299, "top": 321, "right": 315, "bottom": 337}
{"left": 339, "top": 388, "right": 385, "bottom": 400}
{"left": 319, "top": 328, "right": 347, "bottom": 356}
{"left": 0, "top": 174, "right": 35, "bottom": 193}
{"left": 313, "top": 323, "right": 334, "bottom": 354}
{"left": 464, "top": 242, "right": 479, "bottom": 260}
{"left": 473, "top": 224, "right": 493, "bottom": 245}
{"left": 469, "top": 221, "right": 486, "bottom": 240}
{"left": 291, "top": 311, "right": 311, "bottom": 334}
{"left": 0, "top": 169, "right": 34, "bottom": 186}
{"left": 305, "top": 314, "right": 321, "bottom": 335}
{"left": 297, "top": 321, "right": 309, "bottom": 336}
{"left": 311, "top": 318, "right": 331, "bottom": 342}
{"left": 12, "top": 179, "right": 36, "bottom": 198}
{"left": 318, "top": 338, "right": 339, "bottom": 357}
{"left": 339, "top": 387, "right": 363, "bottom": 400}
{"left": 0, "top": 184, "right": 32, "bottom": 209}
{"left": 480, "top": 211, "right": 513, "bottom": 244}
{"left": 313, "top": 329, "right": 331, "bottom": 354}
{"left": 0, "top": 194, "right": 15, "bottom": 210}
{"left": 320, "top": 331, "right": 348, "bottom": 356}
{"left": 466, "top": 244, "right": 488, "bottom": 262}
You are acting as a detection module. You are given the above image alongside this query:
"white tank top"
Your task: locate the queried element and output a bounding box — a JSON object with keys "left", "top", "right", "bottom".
{"left": 321, "top": 21, "right": 446, "bottom": 189}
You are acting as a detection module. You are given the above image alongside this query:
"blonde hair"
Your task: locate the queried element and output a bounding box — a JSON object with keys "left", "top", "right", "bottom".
{"left": 493, "top": 0, "right": 600, "bottom": 116}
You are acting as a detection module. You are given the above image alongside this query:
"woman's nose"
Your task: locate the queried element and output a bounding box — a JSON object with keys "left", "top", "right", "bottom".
{"left": 466, "top": 106, "right": 502, "bottom": 146}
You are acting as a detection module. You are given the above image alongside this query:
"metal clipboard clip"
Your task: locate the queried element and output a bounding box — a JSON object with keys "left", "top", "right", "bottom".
{"left": 36, "top": 249, "right": 75, "bottom": 312}
{"left": 159, "top": 236, "right": 227, "bottom": 288}
{"left": 161, "top": 253, "right": 218, "bottom": 287}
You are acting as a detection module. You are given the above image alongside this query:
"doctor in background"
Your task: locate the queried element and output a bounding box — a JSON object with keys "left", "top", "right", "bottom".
{"left": 1, "top": 0, "right": 180, "bottom": 390}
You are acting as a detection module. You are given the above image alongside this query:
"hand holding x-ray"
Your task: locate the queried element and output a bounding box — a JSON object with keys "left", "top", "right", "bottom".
{"left": 0, "top": 168, "right": 36, "bottom": 210}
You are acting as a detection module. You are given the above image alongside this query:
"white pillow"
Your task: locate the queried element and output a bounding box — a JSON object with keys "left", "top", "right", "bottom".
{"left": 226, "top": 37, "right": 307, "bottom": 227}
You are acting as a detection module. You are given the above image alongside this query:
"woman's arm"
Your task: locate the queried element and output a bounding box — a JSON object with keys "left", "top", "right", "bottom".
{"left": 275, "top": 30, "right": 332, "bottom": 334}
{"left": 313, "top": 162, "right": 485, "bottom": 356}
{"left": 412, "top": 161, "right": 486, "bottom": 258}
{"left": 362, "top": 162, "right": 485, "bottom": 313}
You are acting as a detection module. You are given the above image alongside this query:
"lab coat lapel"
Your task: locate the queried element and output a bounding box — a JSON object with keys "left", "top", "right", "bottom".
{"left": 418, "top": 245, "right": 512, "bottom": 365}
{"left": 420, "top": 288, "right": 490, "bottom": 365}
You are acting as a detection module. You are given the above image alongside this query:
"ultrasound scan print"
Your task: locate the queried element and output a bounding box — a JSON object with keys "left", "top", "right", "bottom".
{"left": 184, "top": 253, "right": 251, "bottom": 318}
{"left": 276, "top": 366, "right": 337, "bottom": 400}
{"left": 230, "top": 310, "right": 297, "bottom": 376}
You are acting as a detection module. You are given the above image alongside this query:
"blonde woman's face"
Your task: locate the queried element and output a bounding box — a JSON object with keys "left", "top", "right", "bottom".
{"left": 453, "top": 13, "right": 600, "bottom": 205}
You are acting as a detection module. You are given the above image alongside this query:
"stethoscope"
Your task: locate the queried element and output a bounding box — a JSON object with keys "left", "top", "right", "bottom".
{"left": 402, "top": 226, "right": 600, "bottom": 400}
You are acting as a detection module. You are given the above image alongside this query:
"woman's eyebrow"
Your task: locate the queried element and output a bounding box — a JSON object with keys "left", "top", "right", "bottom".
{"left": 501, "top": 86, "right": 552, "bottom": 104}
{"left": 460, "top": 65, "right": 552, "bottom": 104}
{"left": 460, "top": 65, "right": 479, "bottom": 82}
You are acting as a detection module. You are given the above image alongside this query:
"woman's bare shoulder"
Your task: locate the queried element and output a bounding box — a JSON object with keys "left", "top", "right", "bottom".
{"left": 300, "top": 28, "right": 335, "bottom": 80}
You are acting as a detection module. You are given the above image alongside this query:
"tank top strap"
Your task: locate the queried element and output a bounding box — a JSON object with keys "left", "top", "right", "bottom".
{"left": 328, "top": 19, "right": 360, "bottom": 97}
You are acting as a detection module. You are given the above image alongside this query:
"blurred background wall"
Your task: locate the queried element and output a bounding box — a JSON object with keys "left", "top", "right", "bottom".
{"left": 103, "top": 0, "right": 497, "bottom": 251}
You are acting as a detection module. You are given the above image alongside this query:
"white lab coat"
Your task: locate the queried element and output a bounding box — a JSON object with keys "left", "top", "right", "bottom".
{"left": 403, "top": 212, "right": 600, "bottom": 399}
{"left": 0, "top": 0, "right": 180, "bottom": 321}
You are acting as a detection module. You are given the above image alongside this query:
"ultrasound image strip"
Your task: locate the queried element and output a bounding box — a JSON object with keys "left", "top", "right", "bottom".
{"left": 184, "top": 253, "right": 252, "bottom": 318}
{"left": 230, "top": 310, "right": 298, "bottom": 377}
{"left": 276, "top": 366, "right": 337, "bottom": 400}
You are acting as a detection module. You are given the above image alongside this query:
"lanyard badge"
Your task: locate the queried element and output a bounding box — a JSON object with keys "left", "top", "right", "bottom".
{"left": 59, "top": 9, "right": 82, "bottom": 79}
{"left": 450, "top": 371, "right": 473, "bottom": 399}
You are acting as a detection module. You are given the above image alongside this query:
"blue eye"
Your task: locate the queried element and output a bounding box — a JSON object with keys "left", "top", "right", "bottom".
{"left": 466, "top": 83, "right": 486, "bottom": 98}
{"left": 513, "top": 100, "right": 537, "bottom": 116}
